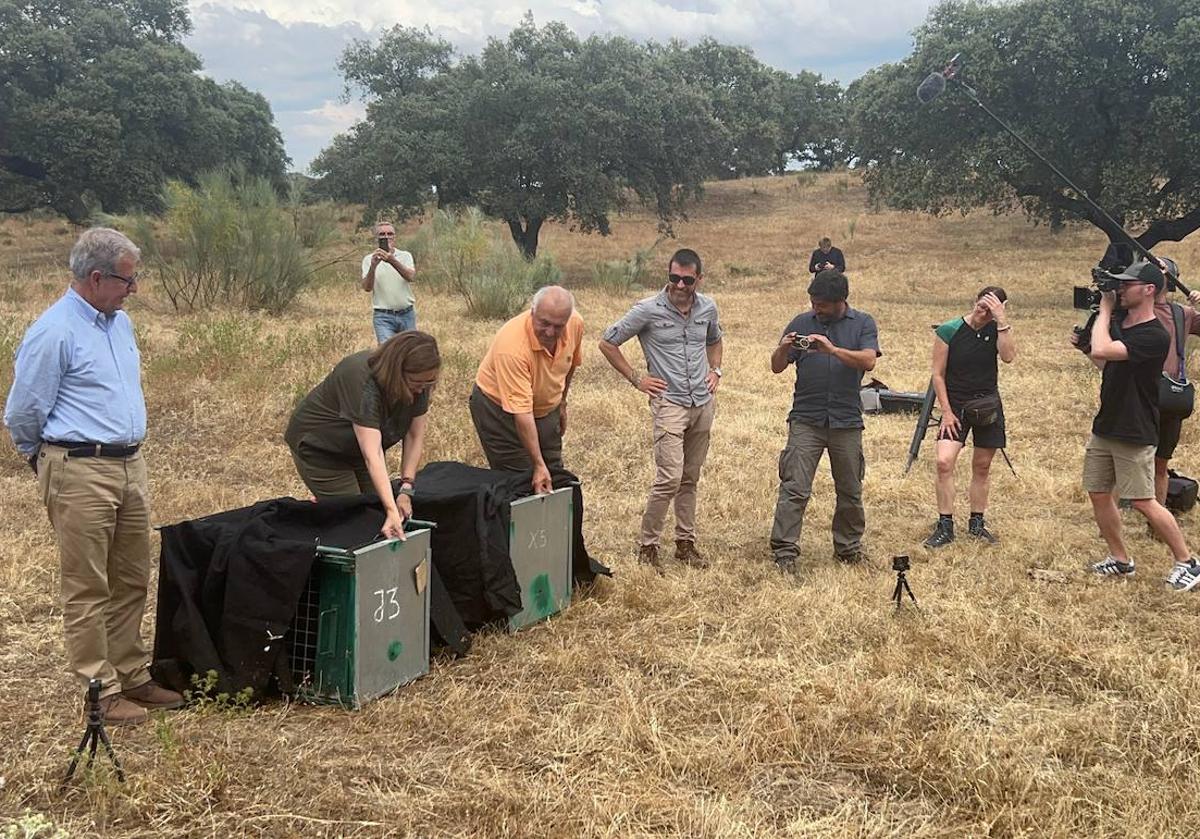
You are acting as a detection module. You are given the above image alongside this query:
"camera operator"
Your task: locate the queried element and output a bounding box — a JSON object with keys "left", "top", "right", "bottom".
{"left": 1150, "top": 267, "right": 1200, "bottom": 505}
{"left": 923, "top": 286, "right": 1016, "bottom": 548}
{"left": 1074, "top": 261, "right": 1200, "bottom": 590}
{"left": 768, "top": 270, "right": 881, "bottom": 574}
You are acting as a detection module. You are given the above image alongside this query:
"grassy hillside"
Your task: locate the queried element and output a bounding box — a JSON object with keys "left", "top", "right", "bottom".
{"left": 3, "top": 173, "right": 1200, "bottom": 837}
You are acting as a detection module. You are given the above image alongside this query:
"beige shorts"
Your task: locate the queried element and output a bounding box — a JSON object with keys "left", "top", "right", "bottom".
{"left": 1082, "top": 433, "right": 1156, "bottom": 500}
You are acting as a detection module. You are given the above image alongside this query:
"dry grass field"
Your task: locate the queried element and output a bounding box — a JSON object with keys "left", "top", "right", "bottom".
{"left": 4, "top": 172, "right": 1200, "bottom": 837}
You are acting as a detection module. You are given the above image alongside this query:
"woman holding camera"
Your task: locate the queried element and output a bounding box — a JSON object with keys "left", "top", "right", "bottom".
{"left": 285, "top": 331, "right": 441, "bottom": 539}
{"left": 923, "top": 286, "right": 1016, "bottom": 548}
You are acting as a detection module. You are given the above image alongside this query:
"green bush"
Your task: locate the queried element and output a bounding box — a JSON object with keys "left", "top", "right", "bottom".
{"left": 131, "top": 170, "right": 338, "bottom": 314}
{"left": 405, "top": 207, "right": 560, "bottom": 319}
{"left": 590, "top": 238, "right": 662, "bottom": 293}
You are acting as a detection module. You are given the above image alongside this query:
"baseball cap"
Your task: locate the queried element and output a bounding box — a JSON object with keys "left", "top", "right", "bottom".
{"left": 1111, "top": 260, "right": 1165, "bottom": 289}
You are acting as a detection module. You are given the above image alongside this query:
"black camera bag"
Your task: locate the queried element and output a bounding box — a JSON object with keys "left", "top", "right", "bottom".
{"left": 1166, "top": 470, "right": 1198, "bottom": 514}
{"left": 960, "top": 392, "right": 1001, "bottom": 427}
{"left": 1159, "top": 304, "right": 1194, "bottom": 418}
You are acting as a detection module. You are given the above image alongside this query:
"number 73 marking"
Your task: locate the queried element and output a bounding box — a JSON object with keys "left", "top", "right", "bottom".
{"left": 373, "top": 587, "right": 401, "bottom": 622}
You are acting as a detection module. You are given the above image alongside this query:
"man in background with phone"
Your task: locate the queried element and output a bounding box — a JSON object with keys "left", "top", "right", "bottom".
{"left": 363, "top": 221, "right": 417, "bottom": 343}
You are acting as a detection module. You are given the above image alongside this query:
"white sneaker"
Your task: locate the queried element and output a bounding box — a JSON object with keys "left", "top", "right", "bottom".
{"left": 1166, "top": 559, "right": 1200, "bottom": 592}
{"left": 1090, "top": 556, "right": 1135, "bottom": 577}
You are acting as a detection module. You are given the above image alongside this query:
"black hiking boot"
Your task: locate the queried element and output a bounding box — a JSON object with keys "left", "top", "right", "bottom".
{"left": 923, "top": 517, "right": 955, "bottom": 549}
{"left": 968, "top": 515, "right": 998, "bottom": 545}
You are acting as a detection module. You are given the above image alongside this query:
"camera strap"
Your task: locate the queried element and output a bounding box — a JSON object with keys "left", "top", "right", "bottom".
{"left": 1171, "top": 303, "right": 1188, "bottom": 384}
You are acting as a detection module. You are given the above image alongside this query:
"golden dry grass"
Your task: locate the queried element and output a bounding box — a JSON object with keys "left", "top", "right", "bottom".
{"left": 3, "top": 173, "right": 1200, "bottom": 837}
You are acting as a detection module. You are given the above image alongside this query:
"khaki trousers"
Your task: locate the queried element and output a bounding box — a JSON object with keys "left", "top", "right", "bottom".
{"left": 639, "top": 396, "right": 716, "bottom": 546}
{"left": 38, "top": 445, "right": 152, "bottom": 698}
{"left": 770, "top": 422, "right": 866, "bottom": 562}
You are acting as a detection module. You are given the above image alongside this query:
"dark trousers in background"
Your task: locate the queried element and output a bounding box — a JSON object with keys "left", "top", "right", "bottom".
{"left": 468, "top": 385, "right": 563, "bottom": 471}
{"left": 770, "top": 421, "right": 866, "bottom": 562}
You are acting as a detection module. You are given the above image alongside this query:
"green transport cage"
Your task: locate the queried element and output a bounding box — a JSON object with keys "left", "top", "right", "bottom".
{"left": 288, "top": 524, "right": 433, "bottom": 708}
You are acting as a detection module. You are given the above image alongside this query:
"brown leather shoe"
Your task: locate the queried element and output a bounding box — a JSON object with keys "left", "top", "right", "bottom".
{"left": 98, "top": 695, "right": 150, "bottom": 726}
{"left": 675, "top": 540, "right": 709, "bottom": 568}
{"left": 637, "top": 544, "right": 663, "bottom": 571}
{"left": 123, "top": 680, "right": 185, "bottom": 710}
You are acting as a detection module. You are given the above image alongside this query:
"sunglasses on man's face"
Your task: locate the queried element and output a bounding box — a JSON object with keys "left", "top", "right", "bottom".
{"left": 668, "top": 273, "right": 697, "bottom": 287}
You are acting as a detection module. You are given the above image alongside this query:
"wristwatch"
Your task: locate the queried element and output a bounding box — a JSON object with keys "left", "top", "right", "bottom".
{"left": 397, "top": 477, "right": 415, "bottom": 497}
{"left": 711, "top": 367, "right": 723, "bottom": 378}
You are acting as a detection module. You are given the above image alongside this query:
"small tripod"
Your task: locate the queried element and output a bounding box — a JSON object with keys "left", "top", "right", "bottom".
{"left": 62, "top": 678, "right": 125, "bottom": 789}
{"left": 890, "top": 555, "right": 918, "bottom": 610}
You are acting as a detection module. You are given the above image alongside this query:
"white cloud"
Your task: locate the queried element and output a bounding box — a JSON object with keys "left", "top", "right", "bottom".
{"left": 293, "top": 100, "right": 367, "bottom": 138}
{"left": 186, "top": 0, "right": 938, "bottom": 170}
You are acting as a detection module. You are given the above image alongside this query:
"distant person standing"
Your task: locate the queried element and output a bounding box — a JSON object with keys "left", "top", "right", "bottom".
{"left": 1150, "top": 261, "right": 1200, "bottom": 505}
{"left": 808, "top": 237, "right": 845, "bottom": 275}
{"left": 599, "top": 248, "right": 723, "bottom": 570}
{"left": 4, "top": 227, "right": 184, "bottom": 725}
{"left": 363, "top": 221, "right": 417, "bottom": 343}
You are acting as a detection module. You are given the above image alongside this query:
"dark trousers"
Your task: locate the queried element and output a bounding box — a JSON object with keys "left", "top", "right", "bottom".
{"left": 770, "top": 421, "right": 866, "bottom": 561}
{"left": 468, "top": 385, "right": 563, "bottom": 471}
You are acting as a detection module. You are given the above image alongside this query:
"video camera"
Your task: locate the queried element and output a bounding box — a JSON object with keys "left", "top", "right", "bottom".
{"left": 1072, "top": 267, "right": 1124, "bottom": 312}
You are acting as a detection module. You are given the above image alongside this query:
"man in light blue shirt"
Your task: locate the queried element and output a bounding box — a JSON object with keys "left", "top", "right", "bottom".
{"left": 4, "top": 227, "right": 182, "bottom": 725}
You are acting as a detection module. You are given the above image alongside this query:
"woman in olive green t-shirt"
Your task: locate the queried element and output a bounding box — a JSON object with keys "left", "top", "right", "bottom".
{"left": 286, "top": 331, "right": 441, "bottom": 539}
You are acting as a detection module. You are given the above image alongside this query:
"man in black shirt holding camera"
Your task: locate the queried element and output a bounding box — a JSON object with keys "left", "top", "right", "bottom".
{"left": 1079, "top": 260, "right": 1200, "bottom": 590}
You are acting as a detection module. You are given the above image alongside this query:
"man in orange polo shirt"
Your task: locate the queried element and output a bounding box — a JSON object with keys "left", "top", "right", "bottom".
{"left": 470, "top": 286, "right": 584, "bottom": 494}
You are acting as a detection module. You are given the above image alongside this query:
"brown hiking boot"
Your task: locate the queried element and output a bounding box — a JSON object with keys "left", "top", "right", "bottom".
{"left": 636, "top": 544, "right": 663, "bottom": 571}
{"left": 675, "top": 540, "right": 709, "bottom": 568}
{"left": 123, "top": 680, "right": 185, "bottom": 710}
{"left": 97, "top": 694, "right": 150, "bottom": 726}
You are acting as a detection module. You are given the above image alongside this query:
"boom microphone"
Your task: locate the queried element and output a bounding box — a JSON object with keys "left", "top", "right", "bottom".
{"left": 916, "top": 72, "right": 945, "bottom": 104}
{"left": 915, "top": 52, "right": 1190, "bottom": 295}
{"left": 915, "top": 53, "right": 960, "bottom": 103}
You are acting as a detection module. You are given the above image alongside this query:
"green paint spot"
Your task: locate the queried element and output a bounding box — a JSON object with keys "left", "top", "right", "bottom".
{"left": 389, "top": 541, "right": 401, "bottom": 552}
{"left": 387, "top": 640, "right": 403, "bottom": 661}
{"left": 530, "top": 573, "right": 553, "bottom": 617}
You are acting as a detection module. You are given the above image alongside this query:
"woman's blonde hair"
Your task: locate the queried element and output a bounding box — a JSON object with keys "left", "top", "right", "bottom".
{"left": 368, "top": 331, "right": 441, "bottom": 406}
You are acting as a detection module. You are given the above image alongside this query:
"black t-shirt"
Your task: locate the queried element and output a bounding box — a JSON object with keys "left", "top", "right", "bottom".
{"left": 285, "top": 350, "right": 430, "bottom": 467}
{"left": 936, "top": 316, "right": 999, "bottom": 402}
{"left": 808, "top": 247, "right": 845, "bottom": 274}
{"left": 1092, "top": 318, "right": 1170, "bottom": 445}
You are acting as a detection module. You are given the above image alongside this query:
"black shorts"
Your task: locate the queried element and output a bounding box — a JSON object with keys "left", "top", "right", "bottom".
{"left": 1158, "top": 412, "right": 1184, "bottom": 461}
{"left": 940, "top": 395, "right": 1007, "bottom": 449}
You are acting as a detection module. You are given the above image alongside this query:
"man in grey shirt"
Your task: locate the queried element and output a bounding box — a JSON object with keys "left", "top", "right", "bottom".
{"left": 599, "top": 248, "right": 723, "bottom": 570}
{"left": 769, "top": 270, "right": 881, "bottom": 574}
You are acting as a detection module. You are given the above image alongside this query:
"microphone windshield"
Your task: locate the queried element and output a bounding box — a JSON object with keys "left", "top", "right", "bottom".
{"left": 916, "top": 72, "right": 946, "bottom": 104}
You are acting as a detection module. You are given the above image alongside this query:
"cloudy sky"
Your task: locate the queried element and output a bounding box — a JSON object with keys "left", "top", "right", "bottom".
{"left": 186, "top": 1, "right": 938, "bottom": 172}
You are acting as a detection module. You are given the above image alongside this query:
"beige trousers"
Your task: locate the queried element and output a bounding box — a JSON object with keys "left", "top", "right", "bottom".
{"left": 39, "top": 445, "right": 152, "bottom": 698}
{"left": 639, "top": 396, "right": 716, "bottom": 546}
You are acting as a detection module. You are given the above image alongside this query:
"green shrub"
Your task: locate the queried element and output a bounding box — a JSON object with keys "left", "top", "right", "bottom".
{"left": 131, "top": 170, "right": 338, "bottom": 314}
{"left": 590, "top": 238, "right": 662, "bottom": 293}
{"left": 404, "top": 207, "right": 561, "bottom": 319}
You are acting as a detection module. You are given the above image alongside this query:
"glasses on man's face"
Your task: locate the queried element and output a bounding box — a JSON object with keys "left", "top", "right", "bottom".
{"left": 105, "top": 272, "right": 139, "bottom": 289}
{"left": 668, "top": 273, "right": 697, "bottom": 287}
{"left": 379, "top": 232, "right": 396, "bottom": 239}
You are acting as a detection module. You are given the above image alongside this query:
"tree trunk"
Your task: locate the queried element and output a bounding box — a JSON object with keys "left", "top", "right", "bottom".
{"left": 506, "top": 216, "right": 543, "bottom": 260}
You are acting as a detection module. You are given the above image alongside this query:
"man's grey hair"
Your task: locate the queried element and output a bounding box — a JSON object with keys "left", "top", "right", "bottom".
{"left": 531, "top": 285, "right": 574, "bottom": 314}
{"left": 69, "top": 227, "right": 140, "bottom": 282}
{"left": 374, "top": 220, "right": 395, "bottom": 233}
